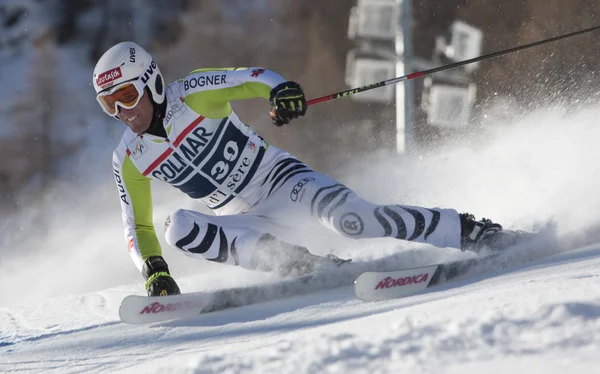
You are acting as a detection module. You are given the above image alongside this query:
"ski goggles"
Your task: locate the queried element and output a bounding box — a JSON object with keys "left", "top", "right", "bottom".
{"left": 96, "top": 79, "right": 145, "bottom": 116}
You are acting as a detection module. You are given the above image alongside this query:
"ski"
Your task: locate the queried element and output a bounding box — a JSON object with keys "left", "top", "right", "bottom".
{"left": 120, "top": 264, "right": 367, "bottom": 324}
{"left": 354, "top": 264, "right": 438, "bottom": 302}
{"left": 119, "top": 250, "right": 514, "bottom": 324}
{"left": 119, "top": 249, "right": 428, "bottom": 324}
{"left": 354, "top": 235, "right": 562, "bottom": 301}
{"left": 120, "top": 229, "right": 561, "bottom": 324}
{"left": 120, "top": 252, "right": 516, "bottom": 324}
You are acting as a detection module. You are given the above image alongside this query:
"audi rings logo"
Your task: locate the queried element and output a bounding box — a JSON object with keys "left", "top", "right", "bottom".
{"left": 290, "top": 177, "right": 315, "bottom": 202}
{"left": 340, "top": 212, "right": 364, "bottom": 235}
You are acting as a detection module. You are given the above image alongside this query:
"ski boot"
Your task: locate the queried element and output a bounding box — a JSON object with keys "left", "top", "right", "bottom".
{"left": 253, "top": 234, "right": 351, "bottom": 276}
{"left": 142, "top": 256, "right": 181, "bottom": 297}
{"left": 459, "top": 213, "right": 531, "bottom": 253}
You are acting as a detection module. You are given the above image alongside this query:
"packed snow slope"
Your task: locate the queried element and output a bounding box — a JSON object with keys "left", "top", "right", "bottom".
{"left": 2, "top": 102, "right": 600, "bottom": 373}
{"left": 2, "top": 242, "right": 600, "bottom": 373}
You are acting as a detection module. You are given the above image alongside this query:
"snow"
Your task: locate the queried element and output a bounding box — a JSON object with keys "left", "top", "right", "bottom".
{"left": 3, "top": 89, "right": 600, "bottom": 372}
{"left": 2, "top": 8, "right": 600, "bottom": 371}
{"left": 2, "top": 244, "right": 600, "bottom": 373}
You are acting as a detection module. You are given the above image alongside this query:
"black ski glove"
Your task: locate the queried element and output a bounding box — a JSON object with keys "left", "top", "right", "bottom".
{"left": 269, "top": 81, "right": 307, "bottom": 126}
{"left": 142, "top": 256, "right": 181, "bottom": 297}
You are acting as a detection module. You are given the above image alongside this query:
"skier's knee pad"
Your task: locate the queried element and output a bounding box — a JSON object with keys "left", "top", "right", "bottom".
{"left": 164, "top": 208, "right": 262, "bottom": 267}
{"left": 164, "top": 209, "right": 214, "bottom": 254}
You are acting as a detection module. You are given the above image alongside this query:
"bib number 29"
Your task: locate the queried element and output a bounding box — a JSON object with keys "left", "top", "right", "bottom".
{"left": 210, "top": 141, "right": 239, "bottom": 181}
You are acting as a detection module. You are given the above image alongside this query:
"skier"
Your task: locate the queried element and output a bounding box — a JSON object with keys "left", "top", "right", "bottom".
{"left": 93, "top": 42, "right": 520, "bottom": 297}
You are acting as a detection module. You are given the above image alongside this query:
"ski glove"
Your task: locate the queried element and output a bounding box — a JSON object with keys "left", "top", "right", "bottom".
{"left": 142, "top": 256, "right": 181, "bottom": 297}
{"left": 269, "top": 81, "right": 307, "bottom": 126}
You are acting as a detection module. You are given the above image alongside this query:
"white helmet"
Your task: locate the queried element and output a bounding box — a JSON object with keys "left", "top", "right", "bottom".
{"left": 93, "top": 41, "right": 165, "bottom": 107}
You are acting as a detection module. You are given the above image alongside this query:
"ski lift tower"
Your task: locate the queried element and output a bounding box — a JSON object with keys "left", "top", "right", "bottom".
{"left": 346, "top": 0, "right": 414, "bottom": 153}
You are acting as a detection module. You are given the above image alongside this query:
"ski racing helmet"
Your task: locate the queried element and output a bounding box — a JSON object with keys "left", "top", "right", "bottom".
{"left": 93, "top": 41, "right": 165, "bottom": 117}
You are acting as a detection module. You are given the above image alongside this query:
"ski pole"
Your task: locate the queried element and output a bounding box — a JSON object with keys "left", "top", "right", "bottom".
{"left": 307, "top": 24, "right": 600, "bottom": 106}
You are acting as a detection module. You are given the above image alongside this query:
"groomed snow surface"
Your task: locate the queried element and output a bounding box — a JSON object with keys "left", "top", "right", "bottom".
{"left": 2, "top": 242, "right": 600, "bottom": 373}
